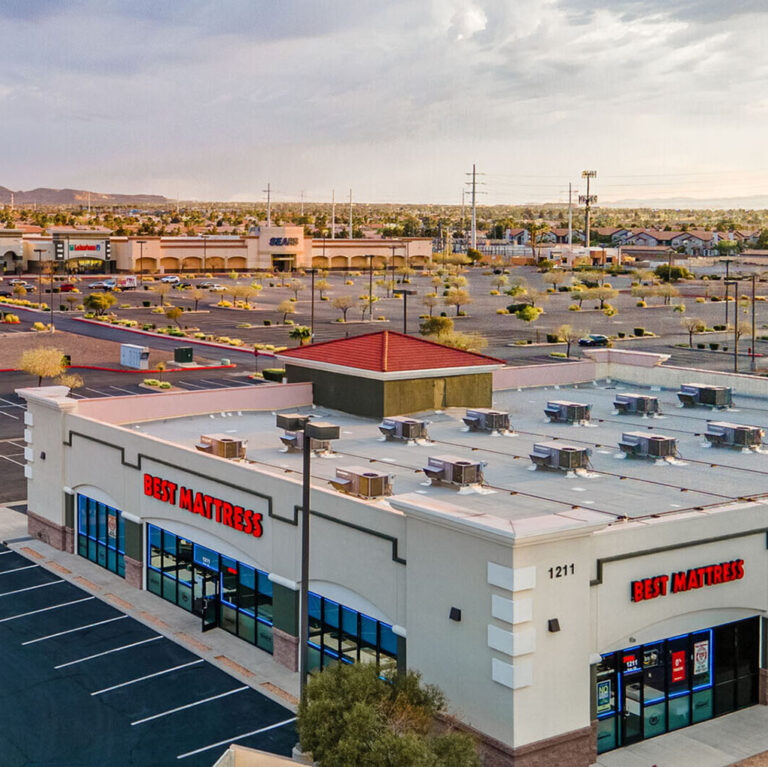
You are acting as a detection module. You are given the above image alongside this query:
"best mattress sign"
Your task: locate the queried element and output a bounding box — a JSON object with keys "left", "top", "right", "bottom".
{"left": 143, "top": 473, "right": 263, "bottom": 538}
{"left": 631, "top": 559, "right": 745, "bottom": 602}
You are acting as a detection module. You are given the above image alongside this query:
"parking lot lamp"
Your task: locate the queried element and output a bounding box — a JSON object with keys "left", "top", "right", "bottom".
{"left": 308, "top": 268, "right": 317, "bottom": 341}
{"left": 136, "top": 240, "right": 147, "bottom": 287}
{"left": 34, "top": 248, "right": 44, "bottom": 309}
{"left": 367, "top": 254, "right": 375, "bottom": 321}
{"left": 298, "top": 419, "right": 340, "bottom": 706}
{"left": 393, "top": 288, "right": 416, "bottom": 334}
{"left": 722, "top": 258, "right": 734, "bottom": 327}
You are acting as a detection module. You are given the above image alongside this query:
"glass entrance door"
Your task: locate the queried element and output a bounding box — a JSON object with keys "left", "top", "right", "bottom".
{"left": 621, "top": 652, "right": 643, "bottom": 747}
{"left": 192, "top": 565, "right": 219, "bottom": 617}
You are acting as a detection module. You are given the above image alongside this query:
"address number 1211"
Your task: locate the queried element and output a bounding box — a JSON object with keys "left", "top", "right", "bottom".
{"left": 549, "top": 563, "right": 575, "bottom": 579}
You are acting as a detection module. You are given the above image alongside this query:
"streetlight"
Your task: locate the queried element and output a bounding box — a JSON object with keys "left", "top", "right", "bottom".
{"left": 34, "top": 248, "right": 44, "bottom": 309}
{"left": 307, "top": 268, "right": 317, "bottom": 342}
{"left": 201, "top": 234, "right": 208, "bottom": 275}
{"left": 751, "top": 274, "right": 757, "bottom": 372}
{"left": 136, "top": 240, "right": 147, "bottom": 288}
{"left": 295, "top": 417, "right": 340, "bottom": 706}
{"left": 721, "top": 258, "right": 735, "bottom": 327}
{"left": 725, "top": 279, "right": 739, "bottom": 373}
{"left": 367, "top": 254, "right": 375, "bottom": 321}
{"left": 393, "top": 288, "right": 416, "bottom": 334}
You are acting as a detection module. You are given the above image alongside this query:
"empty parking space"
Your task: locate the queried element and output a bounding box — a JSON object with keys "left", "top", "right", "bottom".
{"left": 0, "top": 544, "right": 296, "bottom": 766}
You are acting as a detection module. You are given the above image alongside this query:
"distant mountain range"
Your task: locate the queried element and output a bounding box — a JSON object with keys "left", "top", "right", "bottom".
{"left": 0, "top": 186, "right": 169, "bottom": 206}
{"left": 603, "top": 194, "right": 768, "bottom": 210}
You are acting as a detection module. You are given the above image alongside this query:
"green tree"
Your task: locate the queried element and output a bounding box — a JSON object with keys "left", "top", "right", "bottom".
{"left": 166, "top": 306, "right": 183, "bottom": 327}
{"left": 84, "top": 292, "right": 117, "bottom": 316}
{"left": 420, "top": 316, "right": 454, "bottom": 336}
{"left": 466, "top": 247, "right": 483, "bottom": 264}
{"left": 444, "top": 287, "right": 471, "bottom": 315}
{"left": 654, "top": 264, "right": 692, "bottom": 282}
{"left": 297, "top": 663, "right": 479, "bottom": 767}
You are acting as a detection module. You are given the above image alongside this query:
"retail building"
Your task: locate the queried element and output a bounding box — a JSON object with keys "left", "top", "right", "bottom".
{"left": 17, "top": 341, "right": 768, "bottom": 765}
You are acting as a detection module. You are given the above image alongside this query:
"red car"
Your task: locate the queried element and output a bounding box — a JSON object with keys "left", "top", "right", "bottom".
{"left": 59, "top": 283, "right": 77, "bottom": 292}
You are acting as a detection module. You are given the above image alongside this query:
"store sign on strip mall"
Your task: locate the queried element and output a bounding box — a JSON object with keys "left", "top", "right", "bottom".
{"left": 630, "top": 559, "right": 744, "bottom": 602}
{"left": 143, "top": 473, "right": 263, "bottom": 538}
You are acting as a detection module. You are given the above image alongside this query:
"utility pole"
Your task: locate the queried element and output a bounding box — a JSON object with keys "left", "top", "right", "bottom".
{"left": 300, "top": 190, "right": 305, "bottom": 217}
{"left": 348, "top": 188, "right": 353, "bottom": 239}
{"left": 461, "top": 189, "right": 465, "bottom": 236}
{"left": 465, "top": 164, "right": 485, "bottom": 252}
{"left": 751, "top": 274, "right": 757, "bottom": 372}
{"left": 264, "top": 183, "right": 271, "bottom": 227}
{"left": 567, "top": 182, "right": 573, "bottom": 248}
{"left": 331, "top": 189, "right": 335, "bottom": 240}
{"left": 579, "top": 170, "right": 597, "bottom": 248}
{"left": 723, "top": 258, "right": 734, "bottom": 327}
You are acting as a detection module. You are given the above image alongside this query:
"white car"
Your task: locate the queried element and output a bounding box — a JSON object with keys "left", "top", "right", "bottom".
{"left": 207, "top": 284, "right": 226, "bottom": 292}
{"left": 160, "top": 275, "right": 180, "bottom": 284}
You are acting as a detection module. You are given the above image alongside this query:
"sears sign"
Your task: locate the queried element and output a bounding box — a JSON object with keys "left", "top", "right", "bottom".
{"left": 269, "top": 237, "right": 299, "bottom": 246}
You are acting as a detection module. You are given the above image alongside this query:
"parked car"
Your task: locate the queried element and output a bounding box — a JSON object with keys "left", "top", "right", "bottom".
{"left": 206, "top": 284, "right": 226, "bottom": 292}
{"left": 160, "top": 275, "right": 180, "bottom": 284}
{"left": 578, "top": 334, "right": 610, "bottom": 347}
{"left": 59, "top": 283, "right": 77, "bottom": 292}
{"left": 91, "top": 280, "right": 117, "bottom": 290}
{"left": 198, "top": 281, "right": 216, "bottom": 288}
{"left": 173, "top": 281, "right": 193, "bottom": 289}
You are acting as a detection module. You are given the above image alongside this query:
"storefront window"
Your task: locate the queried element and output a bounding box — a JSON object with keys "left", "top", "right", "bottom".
{"left": 599, "top": 618, "right": 758, "bottom": 754}
{"left": 307, "top": 592, "right": 397, "bottom": 675}
{"left": 146, "top": 524, "right": 273, "bottom": 654}
{"left": 76, "top": 494, "right": 125, "bottom": 577}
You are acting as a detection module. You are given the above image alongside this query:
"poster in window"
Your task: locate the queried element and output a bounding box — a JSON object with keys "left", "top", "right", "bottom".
{"left": 693, "top": 640, "right": 709, "bottom": 676}
{"left": 107, "top": 514, "right": 117, "bottom": 539}
{"left": 597, "top": 680, "right": 612, "bottom": 714}
{"left": 671, "top": 650, "right": 686, "bottom": 683}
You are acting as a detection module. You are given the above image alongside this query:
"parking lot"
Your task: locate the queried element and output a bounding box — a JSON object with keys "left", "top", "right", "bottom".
{"left": 0, "top": 543, "right": 296, "bottom": 766}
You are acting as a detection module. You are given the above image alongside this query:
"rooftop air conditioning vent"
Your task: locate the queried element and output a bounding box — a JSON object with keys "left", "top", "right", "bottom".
{"left": 618, "top": 432, "right": 678, "bottom": 459}
{"left": 544, "top": 400, "right": 591, "bottom": 424}
{"left": 422, "top": 455, "right": 486, "bottom": 487}
{"left": 195, "top": 433, "right": 247, "bottom": 460}
{"left": 379, "top": 416, "right": 428, "bottom": 442}
{"left": 462, "top": 408, "right": 511, "bottom": 434}
{"left": 677, "top": 383, "right": 733, "bottom": 409}
{"left": 329, "top": 467, "right": 392, "bottom": 499}
{"left": 613, "top": 393, "right": 660, "bottom": 416}
{"left": 530, "top": 442, "right": 591, "bottom": 471}
{"left": 276, "top": 413, "right": 332, "bottom": 454}
{"left": 705, "top": 421, "right": 764, "bottom": 449}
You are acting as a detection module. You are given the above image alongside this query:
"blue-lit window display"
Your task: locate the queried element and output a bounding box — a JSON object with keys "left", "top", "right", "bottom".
{"left": 596, "top": 616, "right": 758, "bottom": 754}
{"left": 77, "top": 494, "right": 125, "bottom": 577}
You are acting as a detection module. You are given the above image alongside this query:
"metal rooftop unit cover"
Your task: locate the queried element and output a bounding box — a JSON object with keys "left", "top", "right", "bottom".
{"left": 422, "top": 455, "right": 485, "bottom": 487}
{"left": 379, "top": 416, "right": 428, "bottom": 441}
{"left": 677, "top": 383, "right": 733, "bottom": 409}
{"left": 329, "top": 467, "right": 392, "bottom": 499}
{"left": 618, "top": 432, "right": 678, "bottom": 458}
{"left": 613, "top": 393, "right": 660, "bottom": 415}
{"left": 544, "top": 400, "right": 591, "bottom": 424}
{"left": 195, "top": 434, "right": 247, "bottom": 460}
{"left": 462, "top": 408, "right": 511, "bottom": 433}
{"left": 530, "top": 442, "right": 591, "bottom": 471}
{"left": 279, "top": 430, "right": 331, "bottom": 454}
{"left": 705, "top": 421, "right": 764, "bottom": 448}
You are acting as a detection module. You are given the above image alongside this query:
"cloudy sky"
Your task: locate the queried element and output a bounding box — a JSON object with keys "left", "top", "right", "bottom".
{"left": 1, "top": 0, "right": 767, "bottom": 205}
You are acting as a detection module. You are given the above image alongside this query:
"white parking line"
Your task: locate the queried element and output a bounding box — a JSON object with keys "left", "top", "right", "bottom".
{"left": 68, "top": 392, "right": 86, "bottom": 399}
{"left": 85, "top": 387, "right": 112, "bottom": 397}
{"left": 199, "top": 379, "right": 228, "bottom": 387}
{"left": 0, "top": 397, "right": 23, "bottom": 408}
{"left": 0, "top": 580, "right": 63, "bottom": 597}
{"left": 109, "top": 386, "right": 138, "bottom": 395}
{"left": 0, "top": 551, "right": 14, "bottom": 556}
{"left": 23, "top": 614, "right": 128, "bottom": 645}
{"left": 0, "top": 454, "right": 24, "bottom": 466}
{"left": 178, "top": 381, "right": 205, "bottom": 389}
{"left": 55, "top": 635, "right": 162, "bottom": 669}
{"left": 91, "top": 659, "right": 204, "bottom": 696}
{"left": 176, "top": 717, "right": 297, "bottom": 759}
{"left": 131, "top": 686, "right": 249, "bottom": 725}
{"left": 0, "top": 596, "right": 95, "bottom": 623}
{"left": 0, "top": 565, "right": 39, "bottom": 576}
{"left": 0, "top": 410, "right": 19, "bottom": 420}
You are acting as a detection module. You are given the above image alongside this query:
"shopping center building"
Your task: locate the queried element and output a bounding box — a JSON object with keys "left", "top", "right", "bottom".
{"left": 1, "top": 226, "right": 432, "bottom": 274}
{"left": 16, "top": 337, "right": 768, "bottom": 765}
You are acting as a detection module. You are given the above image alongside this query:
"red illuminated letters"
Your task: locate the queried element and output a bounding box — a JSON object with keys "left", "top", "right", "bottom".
{"left": 631, "top": 558, "right": 744, "bottom": 602}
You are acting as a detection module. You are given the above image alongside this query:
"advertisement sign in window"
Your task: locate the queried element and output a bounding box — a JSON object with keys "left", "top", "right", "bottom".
{"left": 597, "top": 680, "right": 612, "bottom": 714}
{"left": 693, "top": 640, "right": 709, "bottom": 676}
{"left": 671, "top": 650, "right": 686, "bottom": 683}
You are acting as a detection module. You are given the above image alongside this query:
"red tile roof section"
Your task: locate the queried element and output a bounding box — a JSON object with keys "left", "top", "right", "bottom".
{"left": 280, "top": 331, "right": 505, "bottom": 372}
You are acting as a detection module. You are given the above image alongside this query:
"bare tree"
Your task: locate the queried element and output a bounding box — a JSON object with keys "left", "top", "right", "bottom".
{"left": 681, "top": 317, "right": 706, "bottom": 347}
{"left": 278, "top": 299, "right": 296, "bottom": 324}
{"left": 332, "top": 295, "right": 355, "bottom": 322}
{"left": 554, "top": 324, "right": 586, "bottom": 358}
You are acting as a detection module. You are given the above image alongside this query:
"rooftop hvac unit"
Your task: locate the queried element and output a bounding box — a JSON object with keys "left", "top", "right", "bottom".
{"left": 276, "top": 413, "right": 309, "bottom": 432}
{"left": 279, "top": 430, "right": 331, "bottom": 454}
{"left": 705, "top": 421, "right": 764, "bottom": 449}
{"left": 379, "top": 416, "right": 428, "bottom": 441}
{"left": 544, "top": 400, "right": 591, "bottom": 424}
{"left": 329, "top": 467, "right": 392, "bottom": 499}
{"left": 613, "top": 393, "right": 660, "bottom": 415}
{"left": 462, "top": 408, "right": 511, "bottom": 433}
{"left": 618, "top": 432, "right": 677, "bottom": 459}
{"left": 195, "top": 433, "right": 247, "bottom": 460}
{"left": 422, "top": 455, "right": 485, "bottom": 487}
{"left": 530, "top": 442, "right": 591, "bottom": 471}
{"left": 677, "top": 383, "right": 733, "bottom": 409}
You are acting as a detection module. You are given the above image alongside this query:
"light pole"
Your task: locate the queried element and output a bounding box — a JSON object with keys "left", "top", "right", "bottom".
{"left": 751, "top": 274, "right": 757, "bottom": 372}
{"left": 725, "top": 279, "right": 739, "bottom": 373}
{"left": 297, "top": 418, "right": 340, "bottom": 708}
{"left": 722, "top": 258, "right": 734, "bottom": 327}
{"left": 34, "top": 248, "right": 44, "bottom": 309}
{"left": 136, "top": 240, "right": 147, "bottom": 288}
{"left": 393, "top": 288, "right": 416, "bottom": 334}
{"left": 202, "top": 234, "right": 208, "bottom": 275}
{"left": 367, "top": 254, "right": 374, "bottom": 321}
{"left": 308, "top": 268, "right": 317, "bottom": 342}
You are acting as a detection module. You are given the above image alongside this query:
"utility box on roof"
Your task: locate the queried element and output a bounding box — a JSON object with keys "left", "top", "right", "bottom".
{"left": 613, "top": 393, "right": 660, "bottom": 415}
{"left": 677, "top": 383, "right": 732, "bottom": 409}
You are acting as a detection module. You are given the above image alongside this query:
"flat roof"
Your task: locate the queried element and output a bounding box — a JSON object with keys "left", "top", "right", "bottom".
{"left": 122, "top": 382, "right": 768, "bottom": 530}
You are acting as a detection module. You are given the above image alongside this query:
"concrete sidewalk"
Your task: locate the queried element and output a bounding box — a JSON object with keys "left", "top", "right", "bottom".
{"left": 0, "top": 502, "right": 299, "bottom": 713}
{"left": 594, "top": 701, "right": 768, "bottom": 767}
